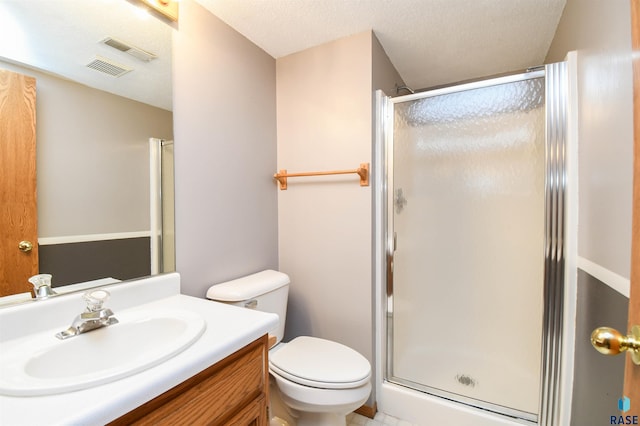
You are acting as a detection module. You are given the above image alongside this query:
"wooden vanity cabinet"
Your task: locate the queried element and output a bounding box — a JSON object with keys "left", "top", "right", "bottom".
{"left": 110, "top": 335, "right": 269, "bottom": 426}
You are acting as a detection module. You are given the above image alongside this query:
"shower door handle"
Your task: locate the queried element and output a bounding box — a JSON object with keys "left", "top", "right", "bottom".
{"left": 590, "top": 325, "right": 640, "bottom": 365}
{"left": 386, "top": 232, "right": 397, "bottom": 297}
{"left": 386, "top": 252, "right": 394, "bottom": 297}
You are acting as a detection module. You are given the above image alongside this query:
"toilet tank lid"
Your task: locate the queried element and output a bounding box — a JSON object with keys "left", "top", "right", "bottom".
{"left": 206, "top": 270, "right": 290, "bottom": 302}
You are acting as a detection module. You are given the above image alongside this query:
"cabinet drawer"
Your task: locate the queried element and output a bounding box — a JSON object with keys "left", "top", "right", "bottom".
{"left": 226, "top": 394, "right": 267, "bottom": 426}
{"left": 111, "top": 335, "right": 268, "bottom": 426}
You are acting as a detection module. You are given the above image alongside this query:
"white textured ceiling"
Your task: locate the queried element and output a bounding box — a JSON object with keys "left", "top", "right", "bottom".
{"left": 0, "top": 0, "right": 566, "bottom": 111}
{"left": 197, "top": 0, "right": 567, "bottom": 91}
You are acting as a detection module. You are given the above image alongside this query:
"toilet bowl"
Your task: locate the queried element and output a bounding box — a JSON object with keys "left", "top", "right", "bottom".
{"left": 269, "top": 336, "right": 371, "bottom": 425}
{"left": 206, "top": 270, "right": 371, "bottom": 426}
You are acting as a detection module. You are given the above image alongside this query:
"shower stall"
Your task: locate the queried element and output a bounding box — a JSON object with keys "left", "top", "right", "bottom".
{"left": 376, "top": 62, "right": 568, "bottom": 425}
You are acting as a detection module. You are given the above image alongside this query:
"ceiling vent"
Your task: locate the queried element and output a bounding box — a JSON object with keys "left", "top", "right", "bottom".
{"left": 86, "top": 56, "right": 132, "bottom": 77}
{"left": 101, "top": 37, "right": 158, "bottom": 62}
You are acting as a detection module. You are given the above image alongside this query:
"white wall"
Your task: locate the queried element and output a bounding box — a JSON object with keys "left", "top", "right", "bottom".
{"left": 276, "top": 31, "right": 403, "bottom": 405}
{"left": 173, "top": 0, "right": 278, "bottom": 297}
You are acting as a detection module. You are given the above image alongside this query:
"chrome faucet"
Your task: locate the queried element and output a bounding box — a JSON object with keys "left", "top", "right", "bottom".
{"left": 28, "top": 274, "right": 57, "bottom": 300}
{"left": 55, "top": 289, "right": 119, "bottom": 340}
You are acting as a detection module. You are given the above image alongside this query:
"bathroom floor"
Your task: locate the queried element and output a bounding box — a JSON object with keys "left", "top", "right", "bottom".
{"left": 347, "top": 412, "right": 419, "bottom": 426}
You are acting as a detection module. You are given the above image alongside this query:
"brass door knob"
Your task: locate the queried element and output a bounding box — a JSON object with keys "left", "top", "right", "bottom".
{"left": 18, "top": 240, "right": 33, "bottom": 252}
{"left": 590, "top": 325, "right": 640, "bottom": 365}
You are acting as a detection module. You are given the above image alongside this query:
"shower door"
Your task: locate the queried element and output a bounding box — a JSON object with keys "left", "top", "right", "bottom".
{"left": 385, "top": 65, "right": 566, "bottom": 423}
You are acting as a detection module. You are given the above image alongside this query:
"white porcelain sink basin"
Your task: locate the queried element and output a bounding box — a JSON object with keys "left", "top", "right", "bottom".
{"left": 0, "top": 309, "right": 206, "bottom": 396}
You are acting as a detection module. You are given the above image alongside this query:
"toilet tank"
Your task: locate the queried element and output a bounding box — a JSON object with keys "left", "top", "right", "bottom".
{"left": 206, "top": 270, "right": 289, "bottom": 344}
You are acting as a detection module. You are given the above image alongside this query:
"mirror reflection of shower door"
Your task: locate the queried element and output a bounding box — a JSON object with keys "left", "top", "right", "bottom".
{"left": 150, "top": 138, "right": 175, "bottom": 274}
{"left": 160, "top": 140, "right": 175, "bottom": 272}
{"left": 388, "top": 74, "right": 550, "bottom": 421}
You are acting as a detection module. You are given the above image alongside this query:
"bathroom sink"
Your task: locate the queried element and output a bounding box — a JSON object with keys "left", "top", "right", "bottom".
{"left": 0, "top": 309, "right": 206, "bottom": 396}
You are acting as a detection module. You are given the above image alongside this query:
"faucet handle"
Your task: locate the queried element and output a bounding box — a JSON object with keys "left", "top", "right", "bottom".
{"left": 83, "top": 289, "right": 111, "bottom": 312}
{"left": 28, "top": 274, "right": 57, "bottom": 300}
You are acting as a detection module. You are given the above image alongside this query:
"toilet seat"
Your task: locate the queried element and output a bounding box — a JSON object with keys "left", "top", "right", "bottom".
{"left": 269, "top": 336, "right": 371, "bottom": 390}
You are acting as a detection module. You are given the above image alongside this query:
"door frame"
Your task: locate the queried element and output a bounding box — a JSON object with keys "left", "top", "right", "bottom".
{"left": 624, "top": 0, "right": 640, "bottom": 412}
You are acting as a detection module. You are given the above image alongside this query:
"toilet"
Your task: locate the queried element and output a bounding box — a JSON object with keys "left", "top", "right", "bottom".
{"left": 206, "top": 270, "right": 371, "bottom": 426}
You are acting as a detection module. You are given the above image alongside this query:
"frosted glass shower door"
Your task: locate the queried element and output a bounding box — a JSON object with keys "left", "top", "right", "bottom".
{"left": 389, "top": 77, "right": 546, "bottom": 418}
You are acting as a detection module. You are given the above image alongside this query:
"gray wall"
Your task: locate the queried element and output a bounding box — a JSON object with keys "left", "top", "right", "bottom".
{"left": 172, "top": 0, "right": 278, "bottom": 297}
{"left": 39, "top": 238, "right": 151, "bottom": 286}
{"left": 173, "top": 13, "right": 403, "bottom": 406}
{"left": 571, "top": 271, "right": 628, "bottom": 426}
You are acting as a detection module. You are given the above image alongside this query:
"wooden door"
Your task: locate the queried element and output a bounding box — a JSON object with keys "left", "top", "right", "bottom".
{"left": 0, "top": 69, "right": 38, "bottom": 296}
{"left": 627, "top": 0, "right": 640, "bottom": 417}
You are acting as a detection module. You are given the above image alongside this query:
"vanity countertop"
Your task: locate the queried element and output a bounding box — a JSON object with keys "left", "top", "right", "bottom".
{"left": 0, "top": 273, "right": 278, "bottom": 426}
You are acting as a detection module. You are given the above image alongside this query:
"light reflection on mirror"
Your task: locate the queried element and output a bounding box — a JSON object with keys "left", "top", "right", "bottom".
{"left": 0, "top": 0, "right": 174, "bottom": 305}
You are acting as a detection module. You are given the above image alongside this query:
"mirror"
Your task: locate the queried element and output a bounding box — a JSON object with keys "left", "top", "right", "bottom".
{"left": 0, "top": 0, "right": 174, "bottom": 304}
